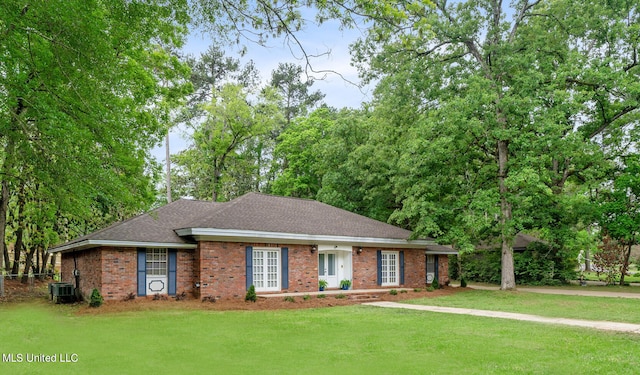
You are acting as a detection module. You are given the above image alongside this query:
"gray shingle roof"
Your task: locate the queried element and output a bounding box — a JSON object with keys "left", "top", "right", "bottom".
{"left": 180, "top": 192, "right": 416, "bottom": 239}
{"left": 50, "top": 192, "right": 432, "bottom": 253}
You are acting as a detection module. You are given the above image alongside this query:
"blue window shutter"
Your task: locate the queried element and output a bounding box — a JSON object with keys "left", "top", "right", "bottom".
{"left": 246, "top": 246, "right": 253, "bottom": 290}
{"left": 137, "top": 249, "right": 146, "bottom": 296}
{"left": 434, "top": 255, "right": 439, "bottom": 283}
{"left": 168, "top": 250, "right": 177, "bottom": 296}
{"left": 281, "top": 247, "right": 289, "bottom": 289}
{"left": 399, "top": 251, "right": 405, "bottom": 285}
{"left": 376, "top": 250, "right": 382, "bottom": 286}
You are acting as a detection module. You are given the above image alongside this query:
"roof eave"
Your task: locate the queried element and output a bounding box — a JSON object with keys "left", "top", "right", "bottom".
{"left": 48, "top": 240, "right": 197, "bottom": 254}
{"left": 176, "top": 228, "right": 435, "bottom": 249}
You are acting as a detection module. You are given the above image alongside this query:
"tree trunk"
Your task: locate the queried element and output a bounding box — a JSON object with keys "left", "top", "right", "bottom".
{"left": 40, "top": 249, "right": 50, "bottom": 279}
{"left": 212, "top": 165, "right": 221, "bottom": 202}
{"left": 620, "top": 242, "right": 633, "bottom": 286}
{"left": 0, "top": 179, "right": 10, "bottom": 273}
{"left": 498, "top": 138, "right": 516, "bottom": 290}
{"left": 21, "top": 246, "right": 36, "bottom": 284}
{"left": 11, "top": 226, "right": 23, "bottom": 277}
{"left": 165, "top": 132, "right": 172, "bottom": 203}
{"left": 49, "top": 252, "right": 58, "bottom": 277}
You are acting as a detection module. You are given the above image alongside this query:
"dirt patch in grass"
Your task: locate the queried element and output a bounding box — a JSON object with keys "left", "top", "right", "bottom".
{"left": 0, "top": 278, "right": 468, "bottom": 314}
{"left": 0, "top": 278, "right": 50, "bottom": 303}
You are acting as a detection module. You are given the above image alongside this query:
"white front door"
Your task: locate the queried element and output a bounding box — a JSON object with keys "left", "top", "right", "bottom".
{"left": 319, "top": 252, "right": 338, "bottom": 288}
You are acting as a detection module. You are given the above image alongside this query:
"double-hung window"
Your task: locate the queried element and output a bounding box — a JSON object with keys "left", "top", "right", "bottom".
{"left": 146, "top": 248, "right": 167, "bottom": 276}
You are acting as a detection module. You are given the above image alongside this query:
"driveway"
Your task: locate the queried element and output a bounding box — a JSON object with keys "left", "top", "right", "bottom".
{"left": 363, "top": 301, "right": 640, "bottom": 334}
{"left": 468, "top": 284, "right": 640, "bottom": 299}
{"left": 363, "top": 284, "right": 640, "bottom": 334}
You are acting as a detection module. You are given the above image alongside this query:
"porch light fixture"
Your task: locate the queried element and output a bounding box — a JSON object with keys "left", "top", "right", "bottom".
{"left": 357, "top": 247, "right": 363, "bottom": 254}
{"left": 310, "top": 245, "right": 317, "bottom": 253}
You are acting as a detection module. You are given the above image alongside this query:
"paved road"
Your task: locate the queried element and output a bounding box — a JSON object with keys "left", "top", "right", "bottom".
{"left": 363, "top": 285, "right": 640, "bottom": 334}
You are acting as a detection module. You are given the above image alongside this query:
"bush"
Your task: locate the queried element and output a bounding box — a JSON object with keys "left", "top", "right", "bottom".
{"left": 452, "top": 242, "right": 577, "bottom": 286}
{"left": 89, "top": 288, "right": 103, "bottom": 308}
{"left": 460, "top": 277, "right": 467, "bottom": 288}
{"left": 245, "top": 285, "right": 257, "bottom": 302}
{"left": 303, "top": 294, "right": 311, "bottom": 301}
{"left": 389, "top": 289, "right": 398, "bottom": 295}
{"left": 335, "top": 293, "right": 346, "bottom": 299}
{"left": 284, "top": 296, "right": 295, "bottom": 302}
{"left": 431, "top": 279, "right": 439, "bottom": 289}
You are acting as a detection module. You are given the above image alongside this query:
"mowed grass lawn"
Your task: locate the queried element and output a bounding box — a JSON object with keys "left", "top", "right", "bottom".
{"left": 1, "top": 291, "right": 639, "bottom": 375}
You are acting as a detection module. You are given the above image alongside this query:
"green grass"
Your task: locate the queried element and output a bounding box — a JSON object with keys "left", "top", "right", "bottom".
{"left": 1, "top": 298, "right": 640, "bottom": 375}
{"left": 407, "top": 289, "right": 640, "bottom": 323}
{"left": 582, "top": 271, "right": 640, "bottom": 283}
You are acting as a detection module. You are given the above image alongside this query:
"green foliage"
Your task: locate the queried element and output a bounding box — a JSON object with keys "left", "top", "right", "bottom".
{"left": 317, "top": 294, "right": 326, "bottom": 299}
{"left": 89, "top": 289, "right": 104, "bottom": 308}
{"left": 283, "top": 296, "right": 295, "bottom": 302}
{"left": 318, "top": 279, "right": 328, "bottom": 290}
{"left": 303, "top": 294, "right": 311, "bottom": 301}
{"left": 334, "top": 293, "right": 346, "bottom": 299}
{"left": 389, "top": 289, "right": 398, "bottom": 295}
{"left": 460, "top": 278, "right": 467, "bottom": 288}
{"left": 172, "top": 83, "right": 281, "bottom": 201}
{"left": 339, "top": 279, "right": 351, "bottom": 290}
{"left": 459, "top": 243, "right": 577, "bottom": 286}
{"left": 431, "top": 279, "right": 439, "bottom": 290}
{"left": 245, "top": 285, "right": 257, "bottom": 302}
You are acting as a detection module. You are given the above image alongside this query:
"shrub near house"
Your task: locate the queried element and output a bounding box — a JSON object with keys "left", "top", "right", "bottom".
{"left": 451, "top": 238, "right": 576, "bottom": 285}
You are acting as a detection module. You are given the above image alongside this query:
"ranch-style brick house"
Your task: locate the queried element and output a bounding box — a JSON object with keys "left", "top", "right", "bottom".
{"left": 49, "top": 193, "right": 455, "bottom": 300}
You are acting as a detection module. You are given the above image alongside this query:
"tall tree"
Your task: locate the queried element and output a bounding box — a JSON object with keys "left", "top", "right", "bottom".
{"left": 595, "top": 156, "right": 640, "bottom": 285}
{"left": 341, "top": 0, "right": 639, "bottom": 289}
{"left": 0, "top": 0, "right": 191, "bottom": 270}
{"left": 270, "top": 62, "right": 325, "bottom": 127}
{"left": 172, "top": 84, "right": 280, "bottom": 201}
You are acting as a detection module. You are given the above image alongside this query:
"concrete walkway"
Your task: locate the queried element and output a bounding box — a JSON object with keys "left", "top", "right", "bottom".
{"left": 363, "top": 301, "right": 640, "bottom": 334}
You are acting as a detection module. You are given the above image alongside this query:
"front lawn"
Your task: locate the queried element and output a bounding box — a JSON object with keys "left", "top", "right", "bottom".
{"left": 1, "top": 297, "right": 639, "bottom": 374}
{"left": 407, "top": 289, "right": 640, "bottom": 323}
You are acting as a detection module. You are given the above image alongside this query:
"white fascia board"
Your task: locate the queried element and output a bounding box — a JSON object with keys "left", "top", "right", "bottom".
{"left": 48, "top": 240, "right": 197, "bottom": 254}
{"left": 176, "top": 228, "right": 435, "bottom": 249}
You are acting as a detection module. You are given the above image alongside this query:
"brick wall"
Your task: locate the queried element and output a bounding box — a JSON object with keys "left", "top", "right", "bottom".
{"left": 63, "top": 243, "right": 450, "bottom": 302}
{"left": 352, "top": 247, "right": 427, "bottom": 289}
{"left": 61, "top": 249, "right": 102, "bottom": 300}
{"left": 438, "top": 255, "right": 450, "bottom": 286}
{"left": 286, "top": 244, "right": 316, "bottom": 293}
{"left": 196, "top": 241, "right": 246, "bottom": 300}
{"left": 196, "top": 242, "right": 318, "bottom": 300}
{"left": 63, "top": 247, "right": 197, "bottom": 301}
{"left": 101, "top": 248, "right": 136, "bottom": 299}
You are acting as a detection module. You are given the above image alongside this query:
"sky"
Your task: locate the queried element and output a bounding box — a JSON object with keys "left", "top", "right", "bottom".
{"left": 151, "top": 15, "right": 371, "bottom": 162}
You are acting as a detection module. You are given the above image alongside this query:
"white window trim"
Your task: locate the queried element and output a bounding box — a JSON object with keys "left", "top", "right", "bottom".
{"left": 381, "top": 251, "right": 399, "bottom": 287}
{"left": 252, "top": 247, "right": 281, "bottom": 292}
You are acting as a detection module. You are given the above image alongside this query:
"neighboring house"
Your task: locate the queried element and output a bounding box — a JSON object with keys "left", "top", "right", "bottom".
{"left": 476, "top": 232, "right": 546, "bottom": 252}
{"left": 48, "top": 193, "right": 455, "bottom": 300}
